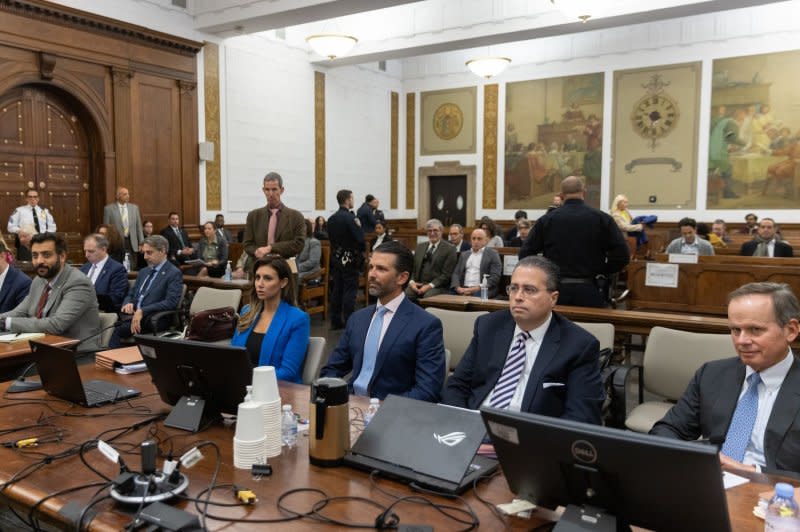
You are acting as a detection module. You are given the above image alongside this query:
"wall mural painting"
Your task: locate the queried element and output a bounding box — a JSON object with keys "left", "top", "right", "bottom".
{"left": 708, "top": 50, "right": 800, "bottom": 209}
{"left": 504, "top": 73, "right": 604, "bottom": 209}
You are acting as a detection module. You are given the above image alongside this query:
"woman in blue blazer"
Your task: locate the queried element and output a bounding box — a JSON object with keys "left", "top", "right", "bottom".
{"left": 231, "top": 255, "right": 310, "bottom": 383}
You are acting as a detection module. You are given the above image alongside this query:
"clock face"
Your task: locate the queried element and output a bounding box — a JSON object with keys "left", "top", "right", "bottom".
{"left": 631, "top": 93, "right": 679, "bottom": 143}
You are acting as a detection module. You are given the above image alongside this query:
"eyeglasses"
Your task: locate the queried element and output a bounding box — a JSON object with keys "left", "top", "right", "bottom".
{"left": 506, "top": 284, "right": 544, "bottom": 297}
{"left": 27, "top": 195, "right": 39, "bottom": 199}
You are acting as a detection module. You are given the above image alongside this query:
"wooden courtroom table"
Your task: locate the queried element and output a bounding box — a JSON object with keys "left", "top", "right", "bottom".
{"left": 0, "top": 335, "right": 79, "bottom": 373}
{"left": 0, "top": 365, "right": 780, "bottom": 531}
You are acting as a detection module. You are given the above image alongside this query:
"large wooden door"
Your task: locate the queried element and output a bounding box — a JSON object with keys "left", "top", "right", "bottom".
{"left": 0, "top": 85, "right": 91, "bottom": 237}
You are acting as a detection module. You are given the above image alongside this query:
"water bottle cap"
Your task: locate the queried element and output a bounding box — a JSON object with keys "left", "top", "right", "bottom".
{"left": 369, "top": 398, "right": 380, "bottom": 404}
{"left": 282, "top": 404, "right": 292, "bottom": 411}
{"left": 775, "top": 482, "right": 794, "bottom": 499}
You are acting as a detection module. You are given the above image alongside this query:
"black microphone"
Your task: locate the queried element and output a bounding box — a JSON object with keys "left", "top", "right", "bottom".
{"left": 6, "top": 320, "right": 121, "bottom": 394}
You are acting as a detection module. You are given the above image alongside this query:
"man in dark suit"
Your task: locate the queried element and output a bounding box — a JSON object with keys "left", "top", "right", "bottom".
{"left": 356, "top": 194, "right": 380, "bottom": 234}
{"left": 242, "top": 172, "right": 305, "bottom": 272}
{"left": 503, "top": 210, "right": 528, "bottom": 244}
{"left": 214, "top": 213, "right": 233, "bottom": 243}
{"left": 406, "top": 219, "right": 458, "bottom": 302}
{"left": 448, "top": 224, "right": 471, "bottom": 253}
{"left": 740, "top": 218, "right": 793, "bottom": 257}
{"left": 327, "top": 189, "right": 365, "bottom": 330}
{"left": 451, "top": 228, "right": 502, "bottom": 299}
{"left": 160, "top": 212, "right": 195, "bottom": 265}
{"left": 0, "top": 240, "right": 31, "bottom": 313}
{"left": 321, "top": 241, "right": 446, "bottom": 402}
{"left": 651, "top": 282, "right": 800, "bottom": 477}
{"left": 109, "top": 235, "right": 183, "bottom": 347}
{"left": 80, "top": 234, "right": 128, "bottom": 313}
{"left": 442, "top": 256, "right": 604, "bottom": 425}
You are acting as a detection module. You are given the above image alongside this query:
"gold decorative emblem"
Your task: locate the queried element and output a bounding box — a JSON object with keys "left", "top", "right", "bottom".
{"left": 630, "top": 74, "right": 679, "bottom": 150}
{"left": 433, "top": 103, "right": 463, "bottom": 140}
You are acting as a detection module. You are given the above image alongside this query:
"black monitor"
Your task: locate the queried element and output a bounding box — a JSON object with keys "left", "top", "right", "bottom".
{"left": 480, "top": 407, "right": 731, "bottom": 532}
{"left": 135, "top": 335, "right": 253, "bottom": 432}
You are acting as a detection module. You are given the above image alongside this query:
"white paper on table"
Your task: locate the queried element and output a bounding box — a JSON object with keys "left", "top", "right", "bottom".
{"left": 645, "top": 262, "right": 679, "bottom": 288}
{"left": 722, "top": 471, "right": 750, "bottom": 490}
{"left": 503, "top": 255, "right": 518, "bottom": 276}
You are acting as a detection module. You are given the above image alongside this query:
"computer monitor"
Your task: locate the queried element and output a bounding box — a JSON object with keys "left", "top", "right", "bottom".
{"left": 135, "top": 335, "right": 253, "bottom": 432}
{"left": 480, "top": 407, "right": 731, "bottom": 531}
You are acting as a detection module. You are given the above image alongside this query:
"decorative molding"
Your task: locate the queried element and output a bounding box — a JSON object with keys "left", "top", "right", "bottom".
{"left": 314, "top": 71, "right": 325, "bottom": 210}
{"left": 482, "top": 83, "right": 498, "bottom": 209}
{"left": 178, "top": 80, "right": 197, "bottom": 95}
{"left": 203, "top": 43, "right": 221, "bottom": 211}
{"left": 38, "top": 52, "right": 55, "bottom": 80}
{"left": 390, "top": 91, "right": 398, "bottom": 210}
{"left": 111, "top": 67, "right": 133, "bottom": 87}
{"left": 0, "top": 0, "right": 202, "bottom": 56}
{"left": 405, "top": 92, "right": 415, "bottom": 210}
{"left": 418, "top": 161, "right": 476, "bottom": 229}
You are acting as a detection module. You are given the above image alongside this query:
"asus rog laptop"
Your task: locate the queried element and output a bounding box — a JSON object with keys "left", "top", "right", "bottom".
{"left": 343, "top": 395, "right": 498, "bottom": 494}
{"left": 30, "top": 341, "right": 140, "bottom": 407}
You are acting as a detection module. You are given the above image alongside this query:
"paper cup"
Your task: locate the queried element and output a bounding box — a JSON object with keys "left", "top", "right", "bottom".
{"left": 235, "top": 402, "right": 267, "bottom": 441}
{"left": 252, "top": 366, "right": 280, "bottom": 403}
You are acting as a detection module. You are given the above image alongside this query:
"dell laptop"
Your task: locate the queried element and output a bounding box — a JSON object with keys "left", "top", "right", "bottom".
{"left": 343, "top": 395, "right": 498, "bottom": 494}
{"left": 30, "top": 341, "right": 140, "bottom": 407}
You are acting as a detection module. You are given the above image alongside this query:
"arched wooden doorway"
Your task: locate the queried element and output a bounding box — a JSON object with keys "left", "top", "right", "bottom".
{"left": 0, "top": 84, "right": 95, "bottom": 239}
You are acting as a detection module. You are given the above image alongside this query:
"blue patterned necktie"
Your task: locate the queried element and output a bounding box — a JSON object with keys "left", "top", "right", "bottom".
{"left": 353, "top": 306, "right": 389, "bottom": 396}
{"left": 489, "top": 331, "right": 532, "bottom": 409}
{"left": 721, "top": 372, "right": 761, "bottom": 462}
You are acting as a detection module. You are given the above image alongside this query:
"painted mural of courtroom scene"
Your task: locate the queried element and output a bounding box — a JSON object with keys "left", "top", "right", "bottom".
{"left": 708, "top": 50, "right": 800, "bottom": 209}
{"left": 504, "top": 73, "right": 604, "bottom": 209}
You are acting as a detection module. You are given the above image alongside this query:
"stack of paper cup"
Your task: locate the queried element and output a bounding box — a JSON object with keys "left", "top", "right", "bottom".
{"left": 233, "top": 401, "right": 267, "bottom": 469}
{"left": 252, "top": 366, "right": 283, "bottom": 457}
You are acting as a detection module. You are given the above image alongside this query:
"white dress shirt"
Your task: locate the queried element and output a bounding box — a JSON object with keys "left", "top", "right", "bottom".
{"left": 86, "top": 256, "right": 109, "bottom": 285}
{"left": 463, "top": 247, "right": 484, "bottom": 287}
{"left": 7, "top": 204, "right": 56, "bottom": 233}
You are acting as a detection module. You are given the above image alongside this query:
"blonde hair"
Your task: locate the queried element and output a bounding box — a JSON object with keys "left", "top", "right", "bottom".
{"left": 611, "top": 194, "right": 628, "bottom": 213}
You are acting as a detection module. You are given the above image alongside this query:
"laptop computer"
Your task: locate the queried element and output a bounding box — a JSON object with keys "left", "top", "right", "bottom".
{"left": 343, "top": 395, "right": 498, "bottom": 494}
{"left": 30, "top": 341, "right": 140, "bottom": 407}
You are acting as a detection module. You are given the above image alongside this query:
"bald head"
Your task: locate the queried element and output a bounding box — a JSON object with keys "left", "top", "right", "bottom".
{"left": 561, "top": 176, "right": 585, "bottom": 198}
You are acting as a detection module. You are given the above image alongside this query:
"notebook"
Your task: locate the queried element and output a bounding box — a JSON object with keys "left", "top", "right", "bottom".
{"left": 343, "top": 395, "right": 498, "bottom": 494}
{"left": 30, "top": 341, "right": 140, "bottom": 407}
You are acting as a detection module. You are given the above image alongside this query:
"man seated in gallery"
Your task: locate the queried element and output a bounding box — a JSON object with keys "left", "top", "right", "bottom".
{"left": 450, "top": 228, "right": 502, "bottom": 299}
{"left": 665, "top": 217, "right": 715, "bottom": 256}
{"left": 740, "top": 218, "right": 793, "bottom": 257}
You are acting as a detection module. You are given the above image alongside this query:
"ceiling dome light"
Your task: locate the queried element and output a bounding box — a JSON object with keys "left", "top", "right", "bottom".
{"left": 466, "top": 57, "right": 511, "bottom": 79}
{"left": 305, "top": 33, "right": 358, "bottom": 60}
{"left": 551, "top": 0, "right": 595, "bottom": 23}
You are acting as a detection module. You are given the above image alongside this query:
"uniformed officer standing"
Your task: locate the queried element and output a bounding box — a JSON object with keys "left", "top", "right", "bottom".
{"left": 519, "top": 176, "right": 629, "bottom": 307}
{"left": 327, "top": 189, "right": 365, "bottom": 329}
{"left": 7, "top": 188, "right": 56, "bottom": 235}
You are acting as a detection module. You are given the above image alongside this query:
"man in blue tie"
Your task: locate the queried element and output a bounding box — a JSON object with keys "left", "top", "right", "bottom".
{"left": 651, "top": 282, "right": 800, "bottom": 477}
{"left": 109, "top": 235, "right": 182, "bottom": 347}
{"left": 441, "top": 256, "right": 604, "bottom": 424}
{"left": 320, "top": 241, "right": 446, "bottom": 402}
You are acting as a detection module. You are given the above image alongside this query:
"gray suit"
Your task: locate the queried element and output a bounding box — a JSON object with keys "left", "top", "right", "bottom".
{"left": 0, "top": 265, "right": 102, "bottom": 350}
{"left": 450, "top": 247, "right": 502, "bottom": 298}
{"left": 103, "top": 202, "right": 144, "bottom": 252}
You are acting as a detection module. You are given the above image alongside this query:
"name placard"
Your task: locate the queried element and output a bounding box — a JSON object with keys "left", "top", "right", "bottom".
{"left": 645, "top": 262, "right": 679, "bottom": 288}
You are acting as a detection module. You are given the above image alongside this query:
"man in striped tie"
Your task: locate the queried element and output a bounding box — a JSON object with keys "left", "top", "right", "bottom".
{"left": 441, "top": 256, "right": 604, "bottom": 425}
{"left": 651, "top": 282, "right": 800, "bottom": 477}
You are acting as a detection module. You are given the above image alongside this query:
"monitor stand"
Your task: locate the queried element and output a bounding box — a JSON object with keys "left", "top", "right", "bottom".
{"left": 554, "top": 505, "right": 626, "bottom": 531}
{"left": 164, "top": 395, "right": 208, "bottom": 432}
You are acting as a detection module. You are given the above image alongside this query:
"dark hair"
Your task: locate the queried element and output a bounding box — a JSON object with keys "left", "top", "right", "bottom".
{"left": 696, "top": 222, "right": 710, "bottom": 238}
{"left": 728, "top": 282, "right": 800, "bottom": 327}
{"left": 25, "top": 188, "right": 38, "bottom": 197}
{"left": 678, "top": 217, "right": 697, "bottom": 229}
{"left": 168, "top": 212, "right": 179, "bottom": 219}
{"left": 238, "top": 255, "right": 296, "bottom": 332}
{"left": 513, "top": 256, "right": 560, "bottom": 292}
{"left": 337, "top": 189, "right": 352, "bottom": 205}
{"left": 96, "top": 223, "right": 123, "bottom": 251}
{"left": 31, "top": 232, "right": 67, "bottom": 255}
{"left": 745, "top": 213, "right": 758, "bottom": 221}
{"left": 304, "top": 219, "right": 313, "bottom": 237}
{"left": 365, "top": 194, "right": 375, "bottom": 202}
{"left": 314, "top": 216, "right": 326, "bottom": 231}
{"left": 514, "top": 210, "right": 528, "bottom": 220}
{"left": 372, "top": 241, "right": 413, "bottom": 289}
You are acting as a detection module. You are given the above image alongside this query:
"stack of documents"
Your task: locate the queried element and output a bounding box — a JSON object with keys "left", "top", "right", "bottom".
{"left": 95, "top": 346, "right": 147, "bottom": 374}
{"left": 0, "top": 332, "right": 45, "bottom": 343}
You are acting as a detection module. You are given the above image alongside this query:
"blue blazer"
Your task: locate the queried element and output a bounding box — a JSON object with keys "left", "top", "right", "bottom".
{"left": 122, "top": 261, "right": 183, "bottom": 317}
{"left": 80, "top": 259, "right": 129, "bottom": 312}
{"left": 231, "top": 300, "right": 310, "bottom": 384}
{"left": 320, "top": 296, "right": 446, "bottom": 402}
{"left": 441, "top": 310, "right": 604, "bottom": 425}
{"left": 0, "top": 266, "right": 31, "bottom": 313}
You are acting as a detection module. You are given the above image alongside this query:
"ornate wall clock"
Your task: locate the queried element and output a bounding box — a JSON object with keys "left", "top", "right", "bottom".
{"left": 630, "top": 74, "right": 680, "bottom": 150}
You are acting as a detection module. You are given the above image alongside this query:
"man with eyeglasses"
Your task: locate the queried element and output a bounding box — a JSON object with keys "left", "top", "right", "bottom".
{"left": 406, "top": 219, "right": 457, "bottom": 302}
{"left": 7, "top": 188, "right": 56, "bottom": 235}
{"left": 441, "top": 256, "right": 604, "bottom": 424}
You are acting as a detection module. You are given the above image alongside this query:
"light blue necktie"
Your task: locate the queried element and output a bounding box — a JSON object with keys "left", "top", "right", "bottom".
{"left": 353, "top": 306, "right": 389, "bottom": 397}
{"left": 720, "top": 372, "right": 761, "bottom": 462}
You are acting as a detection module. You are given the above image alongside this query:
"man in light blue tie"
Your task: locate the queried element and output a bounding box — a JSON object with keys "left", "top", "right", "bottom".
{"left": 320, "top": 241, "right": 446, "bottom": 402}
{"left": 651, "top": 282, "right": 800, "bottom": 477}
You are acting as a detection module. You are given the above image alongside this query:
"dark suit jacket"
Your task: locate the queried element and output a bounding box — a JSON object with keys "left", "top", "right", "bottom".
{"left": 450, "top": 247, "right": 502, "bottom": 298}
{"left": 242, "top": 205, "right": 305, "bottom": 270}
{"left": 452, "top": 240, "right": 471, "bottom": 253}
{"left": 739, "top": 240, "right": 794, "bottom": 257}
{"left": 441, "top": 310, "right": 604, "bottom": 425}
{"left": 651, "top": 356, "right": 800, "bottom": 477}
{"left": 320, "top": 296, "right": 446, "bottom": 402}
{"left": 80, "top": 258, "right": 129, "bottom": 313}
{"left": 123, "top": 260, "right": 183, "bottom": 318}
{"left": 412, "top": 240, "right": 458, "bottom": 289}
{"left": 0, "top": 266, "right": 31, "bottom": 313}
{"left": 160, "top": 226, "right": 194, "bottom": 264}
{"left": 357, "top": 202, "right": 378, "bottom": 233}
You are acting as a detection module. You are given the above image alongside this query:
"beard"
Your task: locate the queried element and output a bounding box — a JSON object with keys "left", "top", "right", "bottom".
{"left": 36, "top": 260, "right": 62, "bottom": 280}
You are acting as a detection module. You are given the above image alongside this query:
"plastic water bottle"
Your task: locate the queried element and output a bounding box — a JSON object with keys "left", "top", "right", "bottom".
{"left": 480, "top": 274, "right": 489, "bottom": 300}
{"left": 224, "top": 260, "right": 232, "bottom": 281}
{"left": 281, "top": 404, "right": 297, "bottom": 447}
{"left": 123, "top": 253, "right": 131, "bottom": 272}
{"left": 364, "top": 398, "right": 380, "bottom": 425}
{"left": 765, "top": 483, "right": 800, "bottom": 531}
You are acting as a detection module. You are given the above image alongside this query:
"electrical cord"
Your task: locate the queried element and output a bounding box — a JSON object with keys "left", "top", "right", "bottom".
{"left": 25, "top": 481, "right": 110, "bottom": 531}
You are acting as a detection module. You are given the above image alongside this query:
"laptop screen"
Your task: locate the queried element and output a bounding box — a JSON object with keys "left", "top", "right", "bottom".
{"left": 350, "top": 395, "right": 486, "bottom": 484}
